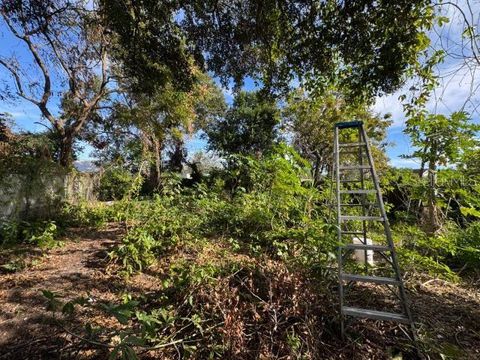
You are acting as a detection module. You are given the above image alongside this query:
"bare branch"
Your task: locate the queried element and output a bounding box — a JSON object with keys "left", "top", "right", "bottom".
{"left": 0, "top": 57, "right": 39, "bottom": 105}
{"left": 43, "top": 31, "right": 80, "bottom": 99}
{"left": 436, "top": 1, "right": 480, "bottom": 66}
{"left": 71, "top": 35, "right": 111, "bottom": 134}
{"left": 1, "top": 12, "right": 53, "bottom": 109}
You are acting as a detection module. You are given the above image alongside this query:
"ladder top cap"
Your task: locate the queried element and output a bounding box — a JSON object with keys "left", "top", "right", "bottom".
{"left": 335, "top": 121, "right": 364, "bottom": 129}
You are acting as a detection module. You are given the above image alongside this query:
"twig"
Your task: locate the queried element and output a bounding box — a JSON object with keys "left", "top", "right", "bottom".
{"left": 56, "top": 319, "right": 195, "bottom": 351}
{"left": 421, "top": 278, "right": 449, "bottom": 287}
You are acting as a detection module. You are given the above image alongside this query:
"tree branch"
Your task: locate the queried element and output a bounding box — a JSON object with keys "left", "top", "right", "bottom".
{"left": 0, "top": 58, "right": 39, "bottom": 105}
{"left": 71, "top": 35, "right": 110, "bottom": 134}
{"left": 0, "top": 11, "right": 58, "bottom": 128}
{"left": 436, "top": 1, "right": 480, "bottom": 66}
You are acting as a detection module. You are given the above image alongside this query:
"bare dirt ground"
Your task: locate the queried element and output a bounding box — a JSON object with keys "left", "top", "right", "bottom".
{"left": 0, "top": 226, "right": 479, "bottom": 359}
{"left": 0, "top": 226, "right": 126, "bottom": 359}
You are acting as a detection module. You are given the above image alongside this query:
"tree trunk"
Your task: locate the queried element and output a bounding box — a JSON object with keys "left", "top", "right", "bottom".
{"left": 422, "top": 160, "right": 441, "bottom": 235}
{"left": 169, "top": 140, "right": 186, "bottom": 172}
{"left": 312, "top": 154, "right": 321, "bottom": 187}
{"left": 153, "top": 138, "right": 162, "bottom": 190}
{"left": 59, "top": 132, "right": 74, "bottom": 168}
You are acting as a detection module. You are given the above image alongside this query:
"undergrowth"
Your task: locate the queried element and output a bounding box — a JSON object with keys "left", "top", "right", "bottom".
{"left": 4, "top": 146, "right": 479, "bottom": 358}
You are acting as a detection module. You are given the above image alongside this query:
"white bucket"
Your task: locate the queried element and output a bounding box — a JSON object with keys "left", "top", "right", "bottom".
{"left": 352, "top": 236, "right": 375, "bottom": 266}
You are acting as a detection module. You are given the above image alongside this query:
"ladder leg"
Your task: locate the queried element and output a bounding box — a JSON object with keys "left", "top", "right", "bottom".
{"left": 358, "top": 127, "right": 368, "bottom": 271}
{"left": 334, "top": 127, "right": 345, "bottom": 340}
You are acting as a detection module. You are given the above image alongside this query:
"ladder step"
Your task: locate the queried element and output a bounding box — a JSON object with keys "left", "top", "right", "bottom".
{"left": 340, "top": 231, "right": 365, "bottom": 235}
{"left": 340, "top": 190, "right": 377, "bottom": 194}
{"left": 339, "top": 150, "right": 365, "bottom": 155}
{"left": 344, "top": 244, "right": 390, "bottom": 251}
{"left": 340, "top": 216, "right": 384, "bottom": 221}
{"left": 341, "top": 273, "right": 400, "bottom": 285}
{"left": 339, "top": 142, "right": 367, "bottom": 147}
{"left": 335, "top": 121, "right": 363, "bottom": 129}
{"left": 339, "top": 203, "right": 377, "bottom": 207}
{"left": 339, "top": 165, "right": 371, "bottom": 170}
{"left": 342, "top": 307, "right": 410, "bottom": 323}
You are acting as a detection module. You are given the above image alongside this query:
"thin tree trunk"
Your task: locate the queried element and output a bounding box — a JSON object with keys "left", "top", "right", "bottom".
{"left": 312, "top": 154, "right": 321, "bottom": 187}
{"left": 59, "top": 132, "right": 74, "bottom": 168}
{"left": 423, "top": 159, "right": 441, "bottom": 235}
{"left": 153, "top": 138, "right": 162, "bottom": 190}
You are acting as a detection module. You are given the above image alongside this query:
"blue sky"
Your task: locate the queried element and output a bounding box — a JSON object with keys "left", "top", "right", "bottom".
{"left": 373, "top": 1, "right": 480, "bottom": 167}
{"left": 1, "top": 1, "right": 478, "bottom": 167}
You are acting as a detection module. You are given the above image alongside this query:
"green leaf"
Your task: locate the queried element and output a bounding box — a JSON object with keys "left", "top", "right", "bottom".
{"left": 41, "top": 290, "right": 56, "bottom": 300}
{"left": 108, "top": 345, "right": 120, "bottom": 360}
{"left": 462, "top": 26, "right": 475, "bottom": 39}
{"left": 123, "top": 336, "right": 145, "bottom": 346}
{"left": 62, "top": 302, "right": 75, "bottom": 315}
{"left": 122, "top": 345, "right": 139, "bottom": 360}
{"left": 437, "top": 16, "right": 449, "bottom": 26}
{"left": 460, "top": 206, "right": 480, "bottom": 218}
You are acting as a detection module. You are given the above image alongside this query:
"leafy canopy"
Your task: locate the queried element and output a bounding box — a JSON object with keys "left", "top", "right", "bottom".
{"left": 205, "top": 91, "right": 279, "bottom": 156}
{"left": 101, "top": 0, "right": 434, "bottom": 98}
{"left": 405, "top": 111, "right": 480, "bottom": 168}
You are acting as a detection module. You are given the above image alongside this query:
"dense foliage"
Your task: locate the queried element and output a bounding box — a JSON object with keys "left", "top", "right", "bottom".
{"left": 205, "top": 91, "right": 280, "bottom": 156}
{"left": 101, "top": 0, "right": 435, "bottom": 98}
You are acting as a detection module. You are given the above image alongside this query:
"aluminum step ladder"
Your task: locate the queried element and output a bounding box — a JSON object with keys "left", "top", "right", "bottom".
{"left": 333, "top": 121, "right": 416, "bottom": 340}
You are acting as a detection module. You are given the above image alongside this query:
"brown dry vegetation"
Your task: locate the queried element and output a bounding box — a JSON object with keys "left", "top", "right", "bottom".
{"left": 0, "top": 225, "right": 479, "bottom": 359}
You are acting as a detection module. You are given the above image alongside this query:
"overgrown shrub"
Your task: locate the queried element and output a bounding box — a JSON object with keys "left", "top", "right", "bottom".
{"left": 0, "top": 220, "right": 61, "bottom": 248}
{"left": 97, "top": 167, "right": 135, "bottom": 201}
{"left": 110, "top": 145, "right": 337, "bottom": 276}
{"left": 452, "top": 221, "right": 480, "bottom": 271}
{"left": 392, "top": 221, "right": 480, "bottom": 280}
{"left": 59, "top": 202, "right": 109, "bottom": 228}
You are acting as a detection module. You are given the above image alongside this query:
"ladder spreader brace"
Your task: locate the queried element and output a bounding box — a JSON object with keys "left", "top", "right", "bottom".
{"left": 333, "top": 121, "right": 416, "bottom": 341}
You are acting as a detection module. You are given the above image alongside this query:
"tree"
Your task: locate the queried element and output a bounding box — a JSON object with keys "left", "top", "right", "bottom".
{"left": 85, "top": 71, "right": 226, "bottom": 190}
{"left": 101, "top": 0, "right": 435, "bottom": 98}
{"left": 0, "top": 0, "right": 113, "bottom": 167}
{"left": 405, "top": 111, "right": 480, "bottom": 234}
{"left": 283, "top": 88, "right": 391, "bottom": 185}
{"left": 205, "top": 91, "right": 280, "bottom": 156}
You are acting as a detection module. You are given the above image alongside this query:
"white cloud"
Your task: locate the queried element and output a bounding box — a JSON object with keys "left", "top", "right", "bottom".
{"left": 373, "top": 93, "right": 406, "bottom": 128}
{"left": 388, "top": 157, "right": 421, "bottom": 169}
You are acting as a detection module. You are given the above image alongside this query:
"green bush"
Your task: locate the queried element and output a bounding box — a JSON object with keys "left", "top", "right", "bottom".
{"left": 392, "top": 224, "right": 458, "bottom": 280}
{"left": 59, "top": 202, "right": 109, "bottom": 228}
{"left": 97, "top": 167, "right": 135, "bottom": 201}
{"left": 0, "top": 220, "right": 61, "bottom": 248}
{"left": 453, "top": 221, "right": 480, "bottom": 270}
{"left": 110, "top": 227, "right": 158, "bottom": 274}
{"left": 392, "top": 221, "right": 480, "bottom": 279}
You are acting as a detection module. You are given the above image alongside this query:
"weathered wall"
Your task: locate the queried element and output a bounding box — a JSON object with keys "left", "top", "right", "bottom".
{"left": 0, "top": 170, "right": 99, "bottom": 221}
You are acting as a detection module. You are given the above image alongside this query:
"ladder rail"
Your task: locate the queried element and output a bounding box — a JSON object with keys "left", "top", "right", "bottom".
{"left": 358, "top": 126, "right": 368, "bottom": 272}
{"left": 360, "top": 125, "right": 416, "bottom": 334}
{"left": 334, "top": 126, "right": 345, "bottom": 338}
